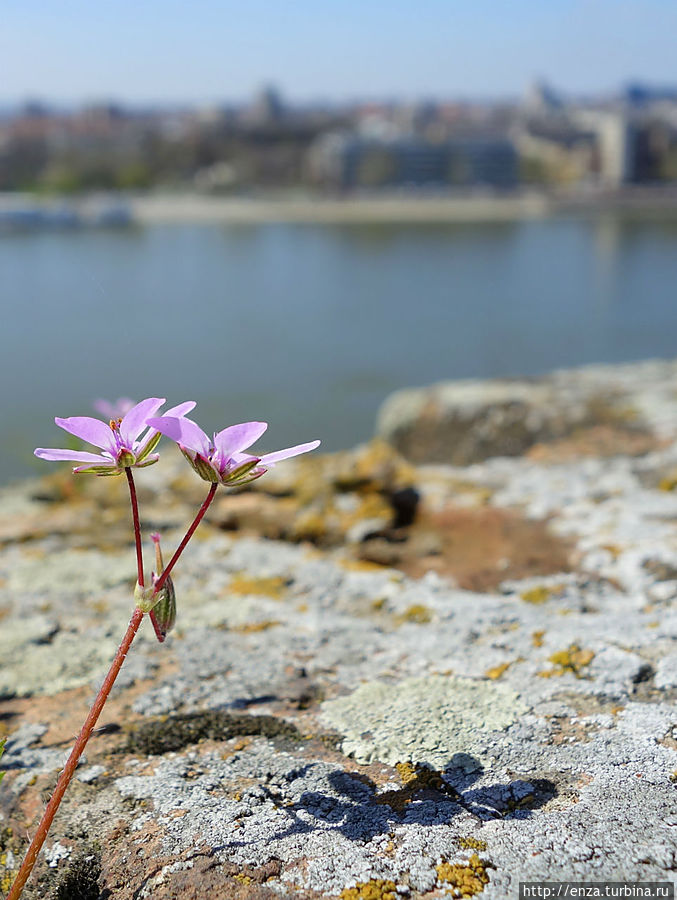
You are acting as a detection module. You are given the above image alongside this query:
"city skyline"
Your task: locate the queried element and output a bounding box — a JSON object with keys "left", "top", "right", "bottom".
{"left": 2, "top": 0, "right": 676, "bottom": 106}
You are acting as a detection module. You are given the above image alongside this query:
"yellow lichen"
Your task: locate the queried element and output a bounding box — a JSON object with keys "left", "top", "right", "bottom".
{"left": 341, "top": 558, "right": 390, "bottom": 573}
{"left": 600, "top": 543, "right": 623, "bottom": 559}
{"left": 396, "top": 604, "right": 432, "bottom": 625}
{"left": 375, "top": 762, "right": 457, "bottom": 811}
{"left": 340, "top": 879, "right": 399, "bottom": 900}
{"left": 520, "top": 586, "right": 550, "bottom": 605}
{"left": 484, "top": 662, "right": 510, "bottom": 680}
{"left": 457, "top": 837, "right": 488, "bottom": 851}
{"left": 334, "top": 438, "right": 416, "bottom": 493}
{"left": 531, "top": 630, "right": 545, "bottom": 648}
{"left": 538, "top": 643, "right": 595, "bottom": 678}
{"left": 395, "top": 761, "right": 418, "bottom": 784}
{"left": 291, "top": 509, "right": 329, "bottom": 541}
{"left": 436, "top": 853, "right": 490, "bottom": 896}
{"left": 227, "top": 574, "right": 287, "bottom": 599}
{"left": 231, "top": 620, "right": 280, "bottom": 633}
{"left": 353, "top": 493, "right": 392, "bottom": 522}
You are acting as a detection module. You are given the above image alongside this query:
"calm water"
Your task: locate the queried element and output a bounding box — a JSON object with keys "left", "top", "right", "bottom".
{"left": 2, "top": 216, "right": 677, "bottom": 485}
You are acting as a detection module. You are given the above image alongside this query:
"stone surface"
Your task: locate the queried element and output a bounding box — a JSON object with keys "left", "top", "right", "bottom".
{"left": 376, "top": 358, "right": 677, "bottom": 464}
{"left": 1, "top": 362, "right": 676, "bottom": 898}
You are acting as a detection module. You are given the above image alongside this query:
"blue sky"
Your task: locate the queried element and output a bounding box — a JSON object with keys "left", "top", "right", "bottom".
{"left": 2, "top": 0, "right": 676, "bottom": 104}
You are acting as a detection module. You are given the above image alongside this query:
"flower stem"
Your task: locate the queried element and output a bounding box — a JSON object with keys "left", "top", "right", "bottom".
{"left": 153, "top": 483, "right": 217, "bottom": 595}
{"left": 7, "top": 607, "right": 145, "bottom": 900}
{"left": 125, "top": 467, "right": 144, "bottom": 588}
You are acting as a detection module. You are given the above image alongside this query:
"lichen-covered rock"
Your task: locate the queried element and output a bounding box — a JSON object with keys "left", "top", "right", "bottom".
{"left": 376, "top": 358, "right": 677, "bottom": 464}
{"left": 2, "top": 361, "right": 677, "bottom": 898}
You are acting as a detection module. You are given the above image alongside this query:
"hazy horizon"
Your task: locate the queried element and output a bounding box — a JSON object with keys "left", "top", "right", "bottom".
{"left": 2, "top": 0, "right": 675, "bottom": 107}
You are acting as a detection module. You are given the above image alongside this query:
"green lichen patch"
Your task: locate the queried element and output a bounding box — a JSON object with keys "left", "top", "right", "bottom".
{"left": 125, "top": 710, "right": 303, "bottom": 755}
{"left": 7, "top": 547, "right": 131, "bottom": 596}
{"left": 321, "top": 674, "right": 527, "bottom": 767}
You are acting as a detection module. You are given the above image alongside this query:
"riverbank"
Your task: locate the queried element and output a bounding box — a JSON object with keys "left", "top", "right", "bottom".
{"left": 4, "top": 186, "right": 677, "bottom": 229}
{"left": 130, "top": 185, "right": 677, "bottom": 225}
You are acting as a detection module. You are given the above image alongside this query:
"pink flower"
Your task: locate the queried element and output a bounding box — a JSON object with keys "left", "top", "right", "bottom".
{"left": 35, "top": 398, "right": 196, "bottom": 475}
{"left": 92, "top": 397, "right": 136, "bottom": 419}
{"left": 146, "top": 415, "right": 320, "bottom": 486}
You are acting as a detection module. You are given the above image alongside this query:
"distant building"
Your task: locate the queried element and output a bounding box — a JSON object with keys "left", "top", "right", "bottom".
{"left": 513, "top": 116, "right": 597, "bottom": 184}
{"left": 244, "top": 85, "right": 286, "bottom": 125}
{"left": 623, "top": 82, "right": 677, "bottom": 108}
{"left": 308, "top": 132, "right": 517, "bottom": 189}
{"left": 523, "top": 80, "right": 563, "bottom": 115}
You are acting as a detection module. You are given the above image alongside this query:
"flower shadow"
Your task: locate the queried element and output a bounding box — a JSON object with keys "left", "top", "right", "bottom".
{"left": 227, "top": 753, "right": 557, "bottom": 848}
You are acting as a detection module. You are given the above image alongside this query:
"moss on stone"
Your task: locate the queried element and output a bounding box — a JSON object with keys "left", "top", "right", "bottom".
{"left": 52, "top": 848, "right": 102, "bottom": 900}
{"left": 125, "top": 710, "right": 303, "bottom": 755}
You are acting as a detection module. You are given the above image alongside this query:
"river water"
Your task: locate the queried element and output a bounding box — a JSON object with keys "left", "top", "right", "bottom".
{"left": 2, "top": 216, "right": 677, "bottom": 484}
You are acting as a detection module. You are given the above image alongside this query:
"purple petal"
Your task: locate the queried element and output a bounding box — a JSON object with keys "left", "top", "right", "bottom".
{"left": 54, "top": 416, "right": 117, "bottom": 453}
{"left": 213, "top": 422, "right": 268, "bottom": 459}
{"left": 258, "top": 440, "right": 321, "bottom": 466}
{"left": 136, "top": 400, "right": 196, "bottom": 455}
{"left": 146, "top": 416, "right": 211, "bottom": 457}
{"left": 119, "top": 398, "right": 165, "bottom": 446}
{"left": 163, "top": 400, "right": 196, "bottom": 418}
{"left": 229, "top": 452, "right": 258, "bottom": 465}
{"left": 34, "top": 448, "right": 113, "bottom": 464}
{"left": 93, "top": 397, "right": 135, "bottom": 418}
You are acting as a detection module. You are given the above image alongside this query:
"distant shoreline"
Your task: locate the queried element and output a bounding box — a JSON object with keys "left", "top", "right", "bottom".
{"left": 3, "top": 187, "right": 677, "bottom": 228}
{"left": 129, "top": 187, "right": 677, "bottom": 225}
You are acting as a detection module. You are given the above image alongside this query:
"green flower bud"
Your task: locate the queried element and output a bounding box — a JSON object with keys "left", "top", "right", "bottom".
{"left": 150, "top": 577, "right": 176, "bottom": 642}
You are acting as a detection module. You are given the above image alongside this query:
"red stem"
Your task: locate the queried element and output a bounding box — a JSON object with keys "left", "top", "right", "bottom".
{"left": 7, "top": 608, "right": 145, "bottom": 900}
{"left": 153, "top": 483, "right": 217, "bottom": 595}
{"left": 125, "top": 468, "right": 144, "bottom": 588}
